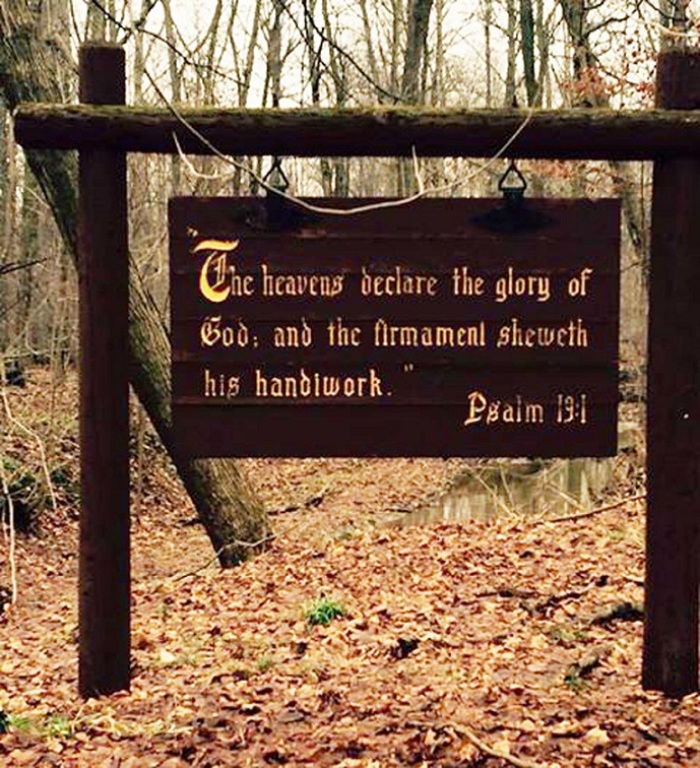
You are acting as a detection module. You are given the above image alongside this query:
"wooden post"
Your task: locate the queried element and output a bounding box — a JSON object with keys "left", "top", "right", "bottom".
{"left": 643, "top": 50, "right": 700, "bottom": 696}
{"left": 78, "top": 44, "right": 130, "bottom": 698}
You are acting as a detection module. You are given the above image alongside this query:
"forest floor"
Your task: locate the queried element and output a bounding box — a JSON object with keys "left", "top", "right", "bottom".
{"left": 1, "top": 368, "right": 699, "bottom": 767}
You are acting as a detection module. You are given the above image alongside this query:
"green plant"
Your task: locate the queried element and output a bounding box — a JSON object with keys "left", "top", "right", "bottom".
{"left": 49, "top": 467, "right": 80, "bottom": 504}
{"left": 564, "top": 669, "right": 587, "bottom": 693}
{"left": 0, "top": 711, "right": 74, "bottom": 738}
{"left": 1, "top": 457, "right": 44, "bottom": 532}
{"left": 7, "top": 713, "right": 32, "bottom": 733}
{"left": 304, "top": 595, "right": 346, "bottom": 627}
{"left": 44, "top": 713, "right": 72, "bottom": 739}
{"left": 608, "top": 527, "right": 625, "bottom": 542}
{"left": 257, "top": 654, "right": 274, "bottom": 672}
{"left": 179, "top": 651, "right": 200, "bottom": 667}
{"left": 548, "top": 625, "right": 588, "bottom": 645}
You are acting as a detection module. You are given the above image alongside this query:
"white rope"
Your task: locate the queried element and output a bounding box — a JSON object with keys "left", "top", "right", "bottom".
{"left": 144, "top": 66, "right": 535, "bottom": 217}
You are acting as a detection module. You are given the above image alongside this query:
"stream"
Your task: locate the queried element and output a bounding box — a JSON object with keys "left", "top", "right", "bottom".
{"left": 389, "top": 422, "right": 636, "bottom": 526}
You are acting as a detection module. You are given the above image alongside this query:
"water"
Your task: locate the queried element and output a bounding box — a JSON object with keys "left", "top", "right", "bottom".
{"left": 389, "top": 455, "right": 618, "bottom": 528}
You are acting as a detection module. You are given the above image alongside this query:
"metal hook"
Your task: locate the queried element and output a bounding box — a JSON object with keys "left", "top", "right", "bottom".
{"left": 498, "top": 160, "right": 527, "bottom": 205}
{"left": 263, "top": 156, "right": 289, "bottom": 193}
{"left": 263, "top": 156, "right": 302, "bottom": 231}
{"left": 472, "top": 158, "right": 553, "bottom": 233}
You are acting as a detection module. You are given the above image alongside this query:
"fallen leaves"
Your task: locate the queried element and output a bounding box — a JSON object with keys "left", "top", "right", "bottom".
{"left": 583, "top": 725, "right": 610, "bottom": 748}
{"left": 2, "top": 371, "right": 700, "bottom": 766}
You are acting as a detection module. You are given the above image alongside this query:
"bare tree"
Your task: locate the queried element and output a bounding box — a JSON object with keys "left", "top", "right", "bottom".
{"left": 399, "top": 0, "right": 434, "bottom": 194}
{"left": 658, "top": 0, "right": 691, "bottom": 47}
{"left": 0, "top": 0, "right": 270, "bottom": 566}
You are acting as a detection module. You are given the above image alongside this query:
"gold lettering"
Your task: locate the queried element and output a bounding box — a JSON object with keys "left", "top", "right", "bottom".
{"left": 200, "top": 316, "right": 250, "bottom": 348}
{"left": 464, "top": 391, "right": 545, "bottom": 426}
{"left": 199, "top": 252, "right": 231, "bottom": 303}
{"left": 464, "top": 391, "right": 488, "bottom": 425}
{"left": 494, "top": 267, "right": 550, "bottom": 303}
{"left": 451, "top": 266, "right": 486, "bottom": 296}
{"left": 260, "top": 264, "right": 344, "bottom": 297}
{"left": 194, "top": 238, "right": 255, "bottom": 303}
{"left": 192, "top": 238, "right": 239, "bottom": 253}
{"left": 374, "top": 319, "right": 486, "bottom": 348}
{"left": 273, "top": 318, "right": 313, "bottom": 348}
{"left": 327, "top": 317, "right": 362, "bottom": 347}
{"left": 203, "top": 368, "right": 240, "bottom": 399}
{"left": 360, "top": 266, "right": 438, "bottom": 297}
{"left": 496, "top": 318, "right": 588, "bottom": 348}
{"left": 254, "top": 367, "right": 384, "bottom": 399}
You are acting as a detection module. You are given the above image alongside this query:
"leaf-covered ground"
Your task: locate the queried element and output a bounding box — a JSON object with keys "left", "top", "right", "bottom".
{"left": 2, "top": 370, "right": 699, "bottom": 767}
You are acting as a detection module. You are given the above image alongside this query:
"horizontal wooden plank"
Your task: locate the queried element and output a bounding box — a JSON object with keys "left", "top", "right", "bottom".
{"left": 170, "top": 318, "right": 618, "bottom": 365}
{"left": 169, "top": 196, "right": 622, "bottom": 238}
{"left": 172, "top": 362, "right": 617, "bottom": 404}
{"left": 15, "top": 104, "right": 700, "bottom": 159}
{"left": 170, "top": 291, "right": 618, "bottom": 320}
{"left": 173, "top": 400, "right": 618, "bottom": 457}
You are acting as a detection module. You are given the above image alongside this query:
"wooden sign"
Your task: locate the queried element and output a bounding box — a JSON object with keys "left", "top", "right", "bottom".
{"left": 170, "top": 197, "right": 619, "bottom": 457}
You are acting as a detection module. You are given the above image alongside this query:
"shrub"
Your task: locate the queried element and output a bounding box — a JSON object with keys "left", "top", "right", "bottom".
{"left": 1, "top": 457, "right": 44, "bottom": 532}
{"left": 304, "top": 595, "right": 346, "bottom": 627}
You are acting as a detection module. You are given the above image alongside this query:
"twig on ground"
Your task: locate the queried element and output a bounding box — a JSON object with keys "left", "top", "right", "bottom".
{"left": 545, "top": 493, "right": 645, "bottom": 524}
{"left": 452, "top": 723, "right": 545, "bottom": 768}
{"left": 268, "top": 484, "right": 330, "bottom": 515}
{"left": 475, "top": 587, "right": 538, "bottom": 599}
{"left": 171, "top": 511, "right": 318, "bottom": 581}
{"left": 589, "top": 600, "right": 643, "bottom": 626}
{"left": 522, "top": 589, "right": 586, "bottom": 617}
{"left": 171, "top": 533, "right": 276, "bottom": 581}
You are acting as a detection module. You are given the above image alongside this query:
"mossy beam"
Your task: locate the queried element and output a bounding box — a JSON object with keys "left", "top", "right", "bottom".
{"left": 14, "top": 104, "right": 700, "bottom": 159}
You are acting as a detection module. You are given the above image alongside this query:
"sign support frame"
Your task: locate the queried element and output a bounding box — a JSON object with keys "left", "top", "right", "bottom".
{"left": 77, "top": 44, "right": 131, "bottom": 698}
{"left": 643, "top": 50, "right": 700, "bottom": 697}
{"left": 19, "top": 42, "right": 699, "bottom": 698}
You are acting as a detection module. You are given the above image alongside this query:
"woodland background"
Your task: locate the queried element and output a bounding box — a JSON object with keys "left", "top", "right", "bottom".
{"left": 0, "top": 0, "right": 698, "bottom": 563}
{"left": 1, "top": 2, "right": 700, "bottom": 766}
{"left": 1, "top": 0, "right": 697, "bottom": 377}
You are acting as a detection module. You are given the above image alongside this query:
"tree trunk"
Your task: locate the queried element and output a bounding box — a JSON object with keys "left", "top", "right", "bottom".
{"left": 0, "top": 1, "right": 270, "bottom": 567}
{"left": 482, "top": 0, "right": 493, "bottom": 106}
{"left": 321, "top": 0, "right": 350, "bottom": 196}
{"left": 229, "top": 0, "right": 263, "bottom": 194}
{"left": 520, "top": 0, "right": 537, "bottom": 106}
{"left": 558, "top": 0, "right": 648, "bottom": 275}
{"left": 359, "top": 0, "right": 382, "bottom": 100}
{"left": 267, "top": 0, "right": 283, "bottom": 110}
{"left": 399, "top": 0, "right": 434, "bottom": 194}
{"left": 505, "top": 0, "right": 517, "bottom": 106}
{"left": 658, "top": 0, "right": 690, "bottom": 49}
{"left": 400, "top": 0, "right": 434, "bottom": 103}
{"left": 161, "top": 0, "right": 181, "bottom": 191}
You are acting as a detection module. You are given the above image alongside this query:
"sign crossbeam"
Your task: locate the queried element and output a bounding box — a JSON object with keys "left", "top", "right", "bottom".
{"left": 14, "top": 103, "right": 700, "bottom": 159}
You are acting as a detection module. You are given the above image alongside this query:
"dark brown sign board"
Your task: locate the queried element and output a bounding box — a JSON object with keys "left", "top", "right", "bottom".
{"left": 170, "top": 197, "right": 619, "bottom": 458}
